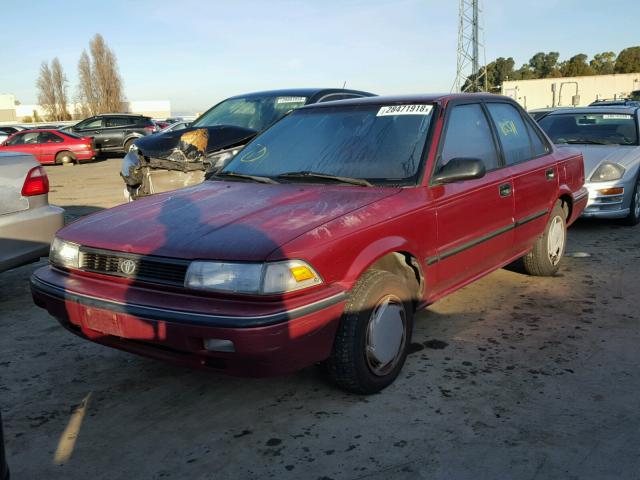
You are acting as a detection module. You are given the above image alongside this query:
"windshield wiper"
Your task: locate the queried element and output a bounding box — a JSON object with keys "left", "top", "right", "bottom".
{"left": 563, "top": 139, "right": 610, "bottom": 145}
{"left": 213, "top": 171, "right": 278, "bottom": 184}
{"left": 277, "top": 171, "right": 373, "bottom": 187}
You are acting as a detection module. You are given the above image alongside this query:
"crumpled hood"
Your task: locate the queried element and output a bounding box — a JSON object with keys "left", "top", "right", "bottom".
{"left": 558, "top": 144, "right": 640, "bottom": 178}
{"left": 135, "top": 125, "right": 257, "bottom": 158}
{"left": 60, "top": 181, "right": 401, "bottom": 261}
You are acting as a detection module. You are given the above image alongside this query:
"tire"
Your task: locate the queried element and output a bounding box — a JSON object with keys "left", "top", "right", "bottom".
{"left": 123, "top": 139, "right": 135, "bottom": 153}
{"left": 325, "top": 270, "right": 413, "bottom": 394}
{"left": 621, "top": 177, "right": 640, "bottom": 226}
{"left": 523, "top": 201, "right": 567, "bottom": 276}
{"left": 55, "top": 151, "right": 75, "bottom": 165}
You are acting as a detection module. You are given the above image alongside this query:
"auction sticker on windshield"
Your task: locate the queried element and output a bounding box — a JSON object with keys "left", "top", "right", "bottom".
{"left": 276, "top": 97, "right": 307, "bottom": 104}
{"left": 377, "top": 105, "right": 433, "bottom": 116}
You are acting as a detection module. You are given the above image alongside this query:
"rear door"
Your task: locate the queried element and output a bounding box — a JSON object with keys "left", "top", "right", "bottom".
{"left": 430, "top": 102, "right": 515, "bottom": 295}
{"left": 104, "top": 116, "right": 137, "bottom": 150}
{"left": 485, "top": 102, "right": 557, "bottom": 254}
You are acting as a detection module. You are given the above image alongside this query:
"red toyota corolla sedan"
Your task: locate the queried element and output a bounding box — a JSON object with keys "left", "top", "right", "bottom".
{"left": 0, "top": 129, "right": 95, "bottom": 165}
{"left": 31, "top": 94, "right": 587, "bottom": 393}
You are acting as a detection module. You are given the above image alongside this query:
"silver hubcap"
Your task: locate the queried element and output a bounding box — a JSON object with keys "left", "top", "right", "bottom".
{"left": 633, "top": 183, "right": 640, "bottom": 219}
{"left": 547, "top": 215, "right": 565, "bottom": 266}
{"left": 365, "top": 294, "right": 406, "bottom": 377}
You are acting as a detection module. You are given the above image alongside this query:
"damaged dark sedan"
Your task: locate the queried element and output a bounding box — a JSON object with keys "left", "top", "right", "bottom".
{"left": 121, "top": 88, "right": 375, "bottom": 199}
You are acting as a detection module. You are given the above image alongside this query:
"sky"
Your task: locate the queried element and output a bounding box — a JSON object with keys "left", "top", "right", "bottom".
{"left": 0, "top": 0, "right": 638, "bottom": 114}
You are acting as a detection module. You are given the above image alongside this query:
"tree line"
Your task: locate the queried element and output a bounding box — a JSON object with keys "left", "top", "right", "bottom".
{"left": 33, "top": 34, "right": 124, "bottom": 122}
{"left": 465, "top": 46, "right": 640, "bottom": 92}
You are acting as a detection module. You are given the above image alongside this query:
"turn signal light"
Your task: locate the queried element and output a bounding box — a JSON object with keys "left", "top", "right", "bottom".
{"left": 596, "top": 187, "right": 624, "bottom": 196}
{"left": 21, "top": 166, "right": 49, "bottom": 197}
{"left": 290, "top": 265, "right": 316, "bottom": 282}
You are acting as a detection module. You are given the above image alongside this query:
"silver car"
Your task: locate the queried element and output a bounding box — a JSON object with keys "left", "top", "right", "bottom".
{"left": 539, "top": 106, "right": 640, "bottom": 225}
{"left": 0, "top": 151, "right": 64, "bottom": 271}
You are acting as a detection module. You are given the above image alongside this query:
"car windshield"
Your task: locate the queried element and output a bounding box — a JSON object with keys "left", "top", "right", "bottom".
{"left": 539, "top": 112, "right": 638, "bottom": 145}
{"left": 191, "top": 95, "right": 308, "bottom": 132}
{"left": 220, "top": 104, "right": 434, "bottom": 186}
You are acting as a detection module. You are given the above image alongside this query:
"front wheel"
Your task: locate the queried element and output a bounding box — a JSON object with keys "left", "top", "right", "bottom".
{"left": 325, "top": 270, "right": 413, "bottom": 394}
{"left": 523, "top": 201, "right": 566, "bottom": 276}
{"left": 622, "top": 177, "right": 640, "bottom": 226}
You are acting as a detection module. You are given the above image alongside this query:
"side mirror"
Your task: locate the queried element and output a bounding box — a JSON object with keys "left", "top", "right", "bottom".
{"left": 432, "top": 157, "right": 486, "bottom": 184}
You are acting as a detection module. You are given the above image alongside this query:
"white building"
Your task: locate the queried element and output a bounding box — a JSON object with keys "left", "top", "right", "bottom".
{"left": 501, "top": 73, "right": 640, "bottom": 110}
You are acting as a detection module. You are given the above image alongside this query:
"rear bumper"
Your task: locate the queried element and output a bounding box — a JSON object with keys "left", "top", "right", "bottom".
{"left": 30, "top": 268, "right": 347, "bottom": 376}
{"left": 0, "top": 205, "right": 64, "bottom": 272}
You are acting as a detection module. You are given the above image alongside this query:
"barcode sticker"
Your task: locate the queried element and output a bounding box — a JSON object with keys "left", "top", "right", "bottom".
{"left": 377, "top": 105, "right": 433, "bottom": 116}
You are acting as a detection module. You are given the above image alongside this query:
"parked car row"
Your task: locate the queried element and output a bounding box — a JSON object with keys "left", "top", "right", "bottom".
{"left": 31, "top": 93, "right": 588, "bottom": 394}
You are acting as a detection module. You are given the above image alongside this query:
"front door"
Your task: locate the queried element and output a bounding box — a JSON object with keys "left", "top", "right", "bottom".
{"left": 76, "top": 117, "right": 106, "bottom": 150}
{"left": 429, "top": 102, "right": 515, "bottom": 296}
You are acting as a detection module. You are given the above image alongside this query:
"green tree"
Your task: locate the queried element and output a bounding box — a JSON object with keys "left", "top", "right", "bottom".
{"left": 560, "top": 54, "right": 594, "bottom": 77}
{"left": 462, "top": 57, "right": 516, "bottom": 92}
{"left": 528, "top": 52, "right": 561, "bottom": 78}
{"left": 615, "top": 46, "right": 640, "bottom": 73}
{"left": 590, "top": 51, "right": 616, "bottom": 74}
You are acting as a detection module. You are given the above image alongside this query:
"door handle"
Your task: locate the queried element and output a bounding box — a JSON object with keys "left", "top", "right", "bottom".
{"left": 546, "top": 168, "right": 555, "bottom": 180}
{"left": 499, "top": 183, "right": 512, "bottom": 197}
{"left": 94, "top": 130, "right": 101, "bottom": 134}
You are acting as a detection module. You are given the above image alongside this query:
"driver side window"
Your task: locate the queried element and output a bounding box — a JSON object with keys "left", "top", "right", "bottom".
{"left": 77, "top": 118, "right": 103, "bottom": 130}
{"left": 438, "top": 104, "right": 499, "bottom": 172}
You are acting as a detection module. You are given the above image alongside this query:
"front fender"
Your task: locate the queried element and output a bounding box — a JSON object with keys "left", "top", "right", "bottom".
{"left": 339, "top": 236, "right": 417, "bottom": 289}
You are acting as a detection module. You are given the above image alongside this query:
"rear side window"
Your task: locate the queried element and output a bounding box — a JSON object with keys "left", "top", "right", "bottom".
{"left": 106, "top": 117, "right": 135, "bottom": 127}
{"left": 525, "top": 120, "right": 549, "bottom": 157}
{"left": 439, "top": 103, "right": 500, "bottom": 171}
{"left": 38, "top": 132, "right": 63, "bottom": 143}
{"left": 486, "top": 103, "right": 532, "bottom": 165}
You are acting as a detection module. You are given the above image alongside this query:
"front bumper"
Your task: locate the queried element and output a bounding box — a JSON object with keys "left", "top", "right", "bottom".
{"left": 30, "top": 267, "right": 347, "bottom": 377}
{"left": 582, "top": 178, "right": 635, "bottom": 219}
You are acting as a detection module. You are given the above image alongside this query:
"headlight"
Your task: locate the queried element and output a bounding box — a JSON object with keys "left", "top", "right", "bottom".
{"left": 49, "top": 237, "right": 80, "bottom": 269}
{"left": 206, "top": 147, "right": 241, "bottom": 170}
{"left": 590, "top": 162, "right": 625, "bottom": 182}
{"left": 184, "top": 260, "right": 322, "bottom": 294}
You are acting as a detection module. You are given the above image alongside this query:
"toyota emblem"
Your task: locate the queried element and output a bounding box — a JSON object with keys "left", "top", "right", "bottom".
{"left": 119, "top": 259, "right": 137, "bottom": 275}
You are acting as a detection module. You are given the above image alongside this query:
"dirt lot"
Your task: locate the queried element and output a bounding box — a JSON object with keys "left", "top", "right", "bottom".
{"left": 1, "top": 157, "right": 639, "bottom": 479}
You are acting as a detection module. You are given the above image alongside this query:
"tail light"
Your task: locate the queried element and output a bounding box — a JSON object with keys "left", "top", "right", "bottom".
{"left": 144, "top": 125, "right": 157, "bottom": 133}
{"left": 22, "top": 166, "right": 49, "bottom": 197}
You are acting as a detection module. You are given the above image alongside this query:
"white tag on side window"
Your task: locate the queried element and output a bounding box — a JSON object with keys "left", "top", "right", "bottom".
{"left": 377, "top": 104, "right": 433, "bottom": 116}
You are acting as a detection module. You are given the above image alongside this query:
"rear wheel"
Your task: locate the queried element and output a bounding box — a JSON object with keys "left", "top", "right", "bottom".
{"left": 55, "top": 151, "right": 75, "bottom": 165}
{"left": 326, "top": 270, "right": 413, "bottom": 394}
{"left": 622, "top": 177, "right": 640, "bottom": 226}
{"left": 523, "top": 201, "right": 566, "bottom": 276}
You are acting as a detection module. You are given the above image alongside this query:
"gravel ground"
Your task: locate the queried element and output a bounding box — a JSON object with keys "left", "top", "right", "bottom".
{"left": 1, "top": 157, "right": 639, "bottom": 479}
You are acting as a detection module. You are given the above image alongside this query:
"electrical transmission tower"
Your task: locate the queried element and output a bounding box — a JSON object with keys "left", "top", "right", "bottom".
{"left": 452, "top": 0, "right": 487, "bottom": 92}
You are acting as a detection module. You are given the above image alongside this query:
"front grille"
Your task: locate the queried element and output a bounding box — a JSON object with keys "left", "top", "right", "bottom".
{"left": 79, "top": 248, "right": 189, "bottom": 286}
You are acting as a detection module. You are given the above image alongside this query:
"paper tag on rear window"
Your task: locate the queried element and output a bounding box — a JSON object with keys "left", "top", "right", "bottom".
{"left": 602, "top": 114, "right": 632, "bottom": 119}
{"left": 276, "top": 96, "right": 307, "bottom": 104}
{"left": 377, "top": 105, "right": 433, "bottom": 116}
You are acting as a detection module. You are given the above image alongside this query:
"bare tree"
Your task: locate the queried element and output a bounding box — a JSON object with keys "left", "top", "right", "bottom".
{"left": 77, "top": 34, "right": 125, "bottom": 115}
{"left": 36, "top": 61, "right": 57, "bottom": 121}
{"left": 36, "top": 58, "right": 70, "bottom": 121}
{"left": 51, "top": 58, "right": 70, "bottom": 120}
{"left": 77, "top": 50, "right": 97, "bottom": 116}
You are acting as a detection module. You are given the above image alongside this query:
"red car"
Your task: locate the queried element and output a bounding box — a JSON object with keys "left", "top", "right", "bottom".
{"left": 31, "top": 94, "right": 587, "bottom": 393}
{"left": 0, "top": 129, "right": 95, "bottom": 165}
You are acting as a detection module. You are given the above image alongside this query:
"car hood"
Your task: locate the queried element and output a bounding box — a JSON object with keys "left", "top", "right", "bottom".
{"left": 134, "top": 125, "right": 257, "bottom": 158}
{"left": 557, "top": 144, "right": 640, "bottom": 178}
{"left": 60, "top": 181, "right": 401, "bottom": 261}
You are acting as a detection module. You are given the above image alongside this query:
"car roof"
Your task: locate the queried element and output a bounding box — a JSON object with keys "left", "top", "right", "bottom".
{"left": 9, "top": 128, "right": 63, "bottom": 133}
{"left": 226, "top": 88, "right": 376, "bottom": 101}
{"left": 299, "top": 92, "right": 512, "bottom": 109}
{"left": 546, "top": 106, "right": 639, "bottom": 116}
{"left": 94, "top": 113, "right": 146, "bottom": 117}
